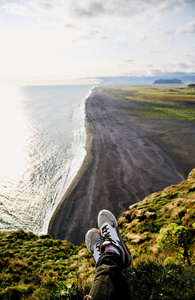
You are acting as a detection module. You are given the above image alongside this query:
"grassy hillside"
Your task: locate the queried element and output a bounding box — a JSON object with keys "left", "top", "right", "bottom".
{"left": 119, "top": 168, "right": 195, "bottom": 262}
{"left": 0, "top": 169, "right": 195, "bottom": 299}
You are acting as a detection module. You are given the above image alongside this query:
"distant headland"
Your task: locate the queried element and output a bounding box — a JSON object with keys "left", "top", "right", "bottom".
{"left": 153, "top": 78, "right": 183, "bottom": 84}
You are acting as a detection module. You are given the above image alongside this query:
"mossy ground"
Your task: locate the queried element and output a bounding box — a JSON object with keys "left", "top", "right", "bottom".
{"left": 108, "top": 85, "right": 195, "bottom": 121}
{"left": 1, "top": 169, "right": 194, "bottom": 299}
{"left": 0, "top": 231, "right": 94, "bottom": 299}
{"left": 118, "top": 169, "right": 195, "bottom": 263}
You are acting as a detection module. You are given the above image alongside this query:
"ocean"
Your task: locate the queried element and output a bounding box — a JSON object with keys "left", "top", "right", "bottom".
{"left": 0, "top": 84, "right": 93, "bottom": 235}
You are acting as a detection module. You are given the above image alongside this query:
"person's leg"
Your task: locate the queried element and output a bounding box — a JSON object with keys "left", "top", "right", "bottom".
{"left": 85, "top": 209, "right": 132, "bottom": 300}
{"left": 88, "top": 252, "right": 130, "bottom": 300}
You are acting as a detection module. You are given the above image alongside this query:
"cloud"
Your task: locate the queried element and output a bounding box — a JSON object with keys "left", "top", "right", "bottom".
{"left": 136, "top": 28, "right": 173, "bottom": 44}
{"left": 65, "top": 24, "right": 78, "bottom": 30}
{"left": 147, "top": 49, "right": 171, "bottom": 53}
{"left": 1, "top": 0, "right": 190, "bottom": 23}
{"left": 1, "top": 1, "right": 54, "bottom": 17}
{"left": 73, "top": 7, "right": 95, "bottom": 18}
{"left": 0, "top": 0, "right": 194, "bottom": 83}
{"left": 153, "top": 0, "right": 186, "bottom": 13}
{"left": 71, "top": 0, "right": 188, "bottom": 20}
{"left": 177, "top": 62, "right": 192, "bottom": 68}
{"left": 3, "top": 2, "right": 34, "bottom": 16}
{"left": 175, "top": 20, "right": 195, "bottom": 35}
{"left": 72, "top": 0, "right": 149, "bottom": 19}
{"left": 159, "top": 54, "right": 195, "bottom": 73}
{"left": 73, "top": 1, "right": 105, "bottom": 18}
{"left": 118, "top": 58, "right": 135, "bottom": 67}
{"left": 79, "top": 29, "right": 108, "bottom": 41}
{"left": 183, "top": 45, "right": 195, "bottom": 52}
{"left": 31, "top": 1, "right": 53, "bottom": 12}
{"left": 122, "top": 59, "right": 134, "bottom": 63}
{"left": 125, "top": 59, "right": 134, "bottom": 63}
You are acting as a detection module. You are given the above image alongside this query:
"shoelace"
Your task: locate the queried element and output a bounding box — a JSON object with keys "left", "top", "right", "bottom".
{"left": 94, "top": 239, "right": 101, "bottom": 254}
{"left": 100, "top": 224, "right": 116, "bottom": 244}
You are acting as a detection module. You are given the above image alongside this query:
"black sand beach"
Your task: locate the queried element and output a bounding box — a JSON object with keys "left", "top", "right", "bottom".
{"left": 48, "top": 87, "right": 195, "bottom": 245}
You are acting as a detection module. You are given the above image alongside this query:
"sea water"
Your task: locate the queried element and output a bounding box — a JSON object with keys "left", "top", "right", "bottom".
{"left": 0, "top": 85, "right": 93, "bottom": 235}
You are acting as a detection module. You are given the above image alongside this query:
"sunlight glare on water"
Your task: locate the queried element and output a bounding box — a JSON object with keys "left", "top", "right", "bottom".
{"left": 0, "top": 85, "right": 28, "bottom": 180}
{"left": 0, "top": 84, "right": 92, "bottom": 234}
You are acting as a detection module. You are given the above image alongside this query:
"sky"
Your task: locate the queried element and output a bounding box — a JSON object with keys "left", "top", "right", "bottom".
{"left": 0, "top": 0, "right": 194, "bottom": 85}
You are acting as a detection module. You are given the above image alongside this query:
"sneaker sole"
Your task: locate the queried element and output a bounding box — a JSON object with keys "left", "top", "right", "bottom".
{"left": 85, "top": 228, "right": 100, "bottom": 254}
{"left": 98, "top": 209, "right": 118, "bottom": 229}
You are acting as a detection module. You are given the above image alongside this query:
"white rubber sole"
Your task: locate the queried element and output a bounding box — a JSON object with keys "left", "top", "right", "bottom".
{"left": 98, "top": 209, "right": 118, "bottom": 229}
{"left": 85, "top": 228, "right": 100, "bottom": 253}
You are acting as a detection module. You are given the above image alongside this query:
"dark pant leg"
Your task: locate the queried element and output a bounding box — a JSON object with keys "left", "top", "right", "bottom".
{"left": 87, "top": 252, "right": 130, "bottom": 300}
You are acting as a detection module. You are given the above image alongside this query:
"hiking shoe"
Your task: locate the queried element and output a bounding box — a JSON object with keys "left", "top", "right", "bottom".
{"left": 85, "top": 228, "right": 102, "bottom": 264}
{"left": 98, "top": 209, "right": 132, "bottom": 267}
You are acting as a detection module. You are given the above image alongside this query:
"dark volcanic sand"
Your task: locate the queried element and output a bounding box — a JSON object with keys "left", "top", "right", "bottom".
{"left": 48, "top": 87, "right": 195, "bottom": 245}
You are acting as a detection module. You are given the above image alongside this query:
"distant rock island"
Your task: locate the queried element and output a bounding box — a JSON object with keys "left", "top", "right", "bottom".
{"left": 153, "top": 78, "right": 183, "bottom": 84}
{"left": 188, "top": 83, "right": 195, "bottom": 88}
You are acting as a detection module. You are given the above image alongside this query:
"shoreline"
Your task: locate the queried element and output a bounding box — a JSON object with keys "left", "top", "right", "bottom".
{"left": 43, "top": 88, "right": 95, "bottom": 234}
{"left": 48, "top": 117, "right": 94, "bottom": 223}
{"left": 47, "top": 96, "right": 95, "bottom": 236}
{"left": 41, "top": 87, "right": 94, "bottom": 234}
{"left": 48, "top": 86, "right": 195, "bottom": 245}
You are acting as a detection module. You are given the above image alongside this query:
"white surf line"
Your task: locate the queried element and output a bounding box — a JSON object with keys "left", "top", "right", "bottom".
{"left": 41, "top": 88, "right": 94, "bottom": 235}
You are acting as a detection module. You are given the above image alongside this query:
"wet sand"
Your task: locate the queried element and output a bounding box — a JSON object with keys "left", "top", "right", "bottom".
{"left": 48, "top": 87, "right": 195, "bottom": 245}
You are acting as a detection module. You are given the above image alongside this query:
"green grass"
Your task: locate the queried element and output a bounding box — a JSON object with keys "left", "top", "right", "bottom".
{"left": 111, "top": 85, "right": 195, "bottom": 98}
{"left": 0, "top": 231, "right": 95, "bottom": 299}
{"left": 118, "top": 169, "right": 195, "bottom": 263}
{"left": 125, "top": 260, "right": 195, "bottom": 300}
{"left": 0, "top": 169, "right": 195, "bottom": 299}
{"left": 109, "top": 85, "right": 195, "bottom": 121}
{"left": 127, "top": 103, "right": 195, "bottom": 120}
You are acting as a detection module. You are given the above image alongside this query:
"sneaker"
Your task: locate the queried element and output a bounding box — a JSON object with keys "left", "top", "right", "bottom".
{"left": 85, "top": 228, "right": 102, "bottom": 264}
{"left": 98, "top": 209, "right": 132, "bottom": 267}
